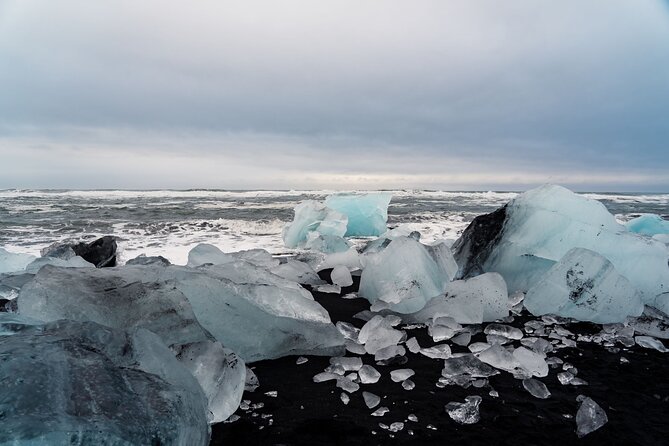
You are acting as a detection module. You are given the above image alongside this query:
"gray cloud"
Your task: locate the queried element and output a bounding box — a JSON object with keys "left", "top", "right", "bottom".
{"left": 0, "top": 0, "right": 668, "bottom": 190}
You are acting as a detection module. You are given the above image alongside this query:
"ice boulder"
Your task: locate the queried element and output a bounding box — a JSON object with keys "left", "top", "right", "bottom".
{"left": 359, "top": 237, "right": 458, "bottom": 314}
{"left": 524, "top": 248, "right": 644, "bottom": 323}
{"left": 18, "top": 265, "right": 246, "bottom": 423}
{"left": 282, "top": 200, "right": 348, "bottom": 248}
{"left": 404, "top": 272, "right": 509, "bottom": 324}
{"left": 24, "top": 255, "right": 95, "bottom": 273}
{"left": 187, "top": 243, "right": 235, "bottom": 267}
{"left": 625, "top": 214, "right": 669, "bottom": 236}
{"left": 324, "top": 193, "right": 392, "bottom": 237}
{"left": 0, "top": 248, "right": 36, "bottom": 274}
{"left": 0, "top": 316, "right": 210, "bottom": 445}
{"left": 453, "top": 184, "right": 669, "bottom": 306}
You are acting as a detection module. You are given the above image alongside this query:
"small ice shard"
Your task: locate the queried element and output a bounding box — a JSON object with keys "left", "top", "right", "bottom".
{"left": 371, "top": 407, "right": 390, "bottom": 417}
{"left": 635, "top": 335, "right": 668, "bottom": 352}
{"left": 296, "top": 356, "right": 308, "bottom": 365}
{"left": 625, "top": 214, "right": 669, "bottom": 236}
{"left": 340, "top": 393, "right": 350, "bottom": 405}
{"left": 429, "top": 324, "right": 457, "bottom": 342}
{"left": 359, "top": 315, "right": 405, "bottom": 354}
{"left": 359, "top": 365, "right": 381, "bottom": 384}
{"left": 335, "top": 321, "right": 361, "bottom": 341}
{"left": 315, "top": 247, "right": 362, "bottom": 272}
{"left": 407, "top": 414, "right": 418, "bottom": 422}
{"left": 513, "top": 346, "right": 549, "bottom": 377}
{"left": 404, "top": 273, "right": 509, "bottom": 324}
{"left": 270, "top": 259, "right": 325, "bottom": 286}
{"left": 325, "top": 364, "right": 346, "bottom": 375}
{"left": 575, "top": 395, "right": 608, "bottom": 438}
{"left": 420, "top": 344, "right": 452, "bottom": 359}
{"left": 0, "top": 248, "right": 36, "bottom": 273}
{"left": 442, "top": 354, "right": 500, "bottom": 379}
{"left": 445, "top": 396, "right": 482, "bottom": 425}
{"left": 331, "top": 265, "right": 354, "bottom": 287}
{"left": 374, "top": 345, "right": 406, "bottom": 361}
{"left": 245, "top": 368, "right": 259, "bottom": 392}
{"left": 390, "top": 369, "right": 415, "bottom": 382}
{"left": 522, "top": 378, "right": 551, "bottom": 399}
{"left": 405, "top": 337, "right": 421, "bottom": 353}
{"left": 346, "top": 340, "right": 367, "bottom": 355}
{"left": 336, "top": 377, "right": 360, "bottom": 393}
{"left": 570, "top": 377, "right": 589, "bottom": 386}
{"left": 524, "top": 248, "right": 644, "bottom": 323}
{"left": 330, "top": 356, "right": 363, "bottom": 371}
{"left": 187, "top": 243, "right": 234, "bottom": 267}
{"left": 388, "top": 422, "right": 405, "bottom": 433}
{"left": 316, "top": 284, "right": 341, "bottom": 294}
{"left": 359, "top": 236, "right": 456, "bottom": 314}
{"left": 282, "top": 200, "right": 348, "bottom": 248}
{"left": 468, "top": 342, "right": 491, "bottom": 353}
{"left": 363, "top": 391, "right": 381, "bottom": 409}
{"left": 313, "top": 372, "right": 339, "bottom": 382}
{"left": 484, "top": 324, "right": 524, "bottom": 340}
{"left": 452, "top": 332, "right": 472, "bottom": 346}
{"left": 402, "top": 379, "right": 415, "bottom": 390}
{"left": 477, "top": 344, "right": 522, "bottom": 374}
{"left": 265, "top": 391, "right": 278, "bottom": 398}
{"left": 324, "top": 193, "right": 392, "bottom": 237}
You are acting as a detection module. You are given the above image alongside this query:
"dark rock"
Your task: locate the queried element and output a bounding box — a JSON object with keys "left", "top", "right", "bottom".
{"left": 452, "top": 205, "right": 507, "bottom": 279}
{"left": 72, "top": 236, "right": 118, "bottom": 268}
{"left": 126, "top": 254, "right": 171, "bottom": 266}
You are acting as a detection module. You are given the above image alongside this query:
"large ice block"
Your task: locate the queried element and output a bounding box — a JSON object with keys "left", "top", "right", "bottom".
{"left": 359, "top": 236, "right": 455, "bottom": 314}
{"left": 524, "top": 248, "right": 644, "bottom": 323}
{"left": 18, "top": 265, "right": 246, "bottom": 423}
{"left": 187, "top": 243, "right": 235, "bottom": 267}
{"left": 0, "top": 248, "right": 36, "bottom": 274}
{"left": 0, "top": 316, "right": 210, "bottom": 445}
{"left": 453, "top": 184, "right": 669, "bottom": 307}
{"left": 625, "top": 214, "right": 669, "bottom": 236}
{"left": 282, "top": 200, "right": 348, "bottom": 248}
{"left": 324, "top": 193, "right": 392, "bottom": 237}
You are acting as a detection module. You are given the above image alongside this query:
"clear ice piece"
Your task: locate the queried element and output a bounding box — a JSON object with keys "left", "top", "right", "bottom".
{"left": 575, "top": 395, "right": 608, "bottom": 438}
{"left": 445, "top": 396, "right": 482, "bottom": 425}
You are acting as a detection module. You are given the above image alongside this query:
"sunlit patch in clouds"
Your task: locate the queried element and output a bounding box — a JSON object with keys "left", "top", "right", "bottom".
{"left": 0, "top": 0, "right": 668, "bottom": 190}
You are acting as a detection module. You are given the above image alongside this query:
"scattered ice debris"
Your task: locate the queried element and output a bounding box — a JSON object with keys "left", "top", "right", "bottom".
{"left": 340, "top": 393, "right": 350, "bottom": 405}
{"left": 426, "top": 424, "right": 437, "bottom": 430}
{"left": 363, "top": 391, "right": 381, "bottom": 409}
{"left": 331, "top": 265, "right": 354, "bottom": 287}
{"left": 296, "top": 356, "right": 308, "bottom": 365}
{"left": 575, "top": 395, "right": 608, "bottom": 438}
{"left": 522, "top": 378, "right": 551, "bottom": 399}
{"left": 390, "top": 369, "right": 415, "bottom": 382}
{"left": 371, "top": 407, "right": 390, "bottom": 416}
{"left": 359, "top": 365, "right": 382, "bottom": 384}
{"left": 445, "top": 396, "right": 483, "bottom": 425}
{"left": 402, "top": 379, "right": 415, "bottom": 390}
{"left": 635, "top": 335, "right": 668, "bottom": 352}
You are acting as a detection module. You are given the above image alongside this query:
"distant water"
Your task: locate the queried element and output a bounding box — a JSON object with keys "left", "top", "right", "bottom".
{"left": 1, "top": 189, "right": 667, "bottom": 265}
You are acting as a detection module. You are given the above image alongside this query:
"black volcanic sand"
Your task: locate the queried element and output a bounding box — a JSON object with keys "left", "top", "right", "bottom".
{"left": 212, "top": 274, "right": 669, "bottom": 446}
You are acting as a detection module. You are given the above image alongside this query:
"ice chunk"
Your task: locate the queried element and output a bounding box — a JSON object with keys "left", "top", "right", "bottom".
{"left": 522, "top": 378, "right": 551, "bottom": 399}
{"left": 524, "top": 248, "right": 644, "bottom": 323}
{"left": 420, "top": 344, "right": 452, "bottom": 359}
{"left": 359, "top": 237, "right": 452, "bottom": 314}
{"left": 18, "top": 265, "right": 246, "bottom": 423}
{"left": 187, "top": 243, "right": 235, "bottom": 267}
{"left": 358, "top": 315, "right": 405, "bottom": 354}
{"left": 404, "top": 273, "right": 509, "bottom": 324}
{"left": 126, "top": 254, "right": 171, "bottom": 266}
{"left": 25, "top": 255, "right": 94, "bottom": 273}
{"left": 635, "top": 335, "right": 668, "bottom": 352}
{"left": 374, "top": 345, "right": 406, "bottom": 361}
{"left": 363, "top": 391, "right": 381, "bottom": 409}
{"left": 330, "top": 356, "right": 363, "bottom": 371}
{"left": 336, "top": 377, "right": 360, "bottom": 393}
{"left": 402, "top": 379, "right": 415, "bottom": 390}
{"left": 625, "top": 214, "right": 669, "bottom": 236}
{"left": 0, "top": 317, "right": 210, "bottom": 445}
{"left": 390, "top": 368, "right": 415, "bottom": 382}
{"left": 442, "top": 354, "right": 500, "bottom": 379}
{"left": 477, "top": 344, "right": 523, "bottom": 375}
{"left": 453, "top": 185, "right": 669, "bottom": 308}
{"left": 575, "top": 395, "right": 608, "bottom": 438}
{"left": 271, "top": 259, "right": 325, "bottom": 285}
{"left": 283, "top": 200, "right": 348, "bottom": 248}
{"left": 405, "top": 337, "right": 421, "bottom": 353}
{"left": 358, "top": 365, "right": 381, "bottom": 384}
{"left": 0, "top": 248, "right": 36, "bottom": 273}
{"left": 245, "top": 368, "right": 259, "bottom": 392}
{"left": 305, "top": 233, "right": 352, "bottom": 253}
{"left": 331, "top": 265, "right": 353, "bottom": 287}
{"left": 445, "top": 396, "right": 482, "bottom": 425}
{"left": 371, "top": 407, "right": 390, "bottom": 416}
{"left": 513, "top": 347, "right": 549, "bottom": 377}
{"left": 336, "top": 321, "right": 361, "bottom": 341}
{"left": 315, "top": 247, "right": 362, "bottom": 272}
{"left": 230, "top": 249, "right": 280, "bottom": 268}
{"left": 324, "top": 193, "right": 392, "bottom": 237}
{"left": 484, "top": 323, "right": 523, "bottom": 340}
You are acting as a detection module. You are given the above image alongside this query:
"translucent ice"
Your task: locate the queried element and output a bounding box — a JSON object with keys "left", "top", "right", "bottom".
{"left": 453, "top": 185, "right": 669, "bottom": 308}
{"left": 330, "top": 356, "right": 363, "bottom": 371}
{"left": 0, "top": 317, "right": 210, "bottom": 445}
{"left": 445, "top": 396, "right": 482, "bottom": 425}
{"left": 522, "top": 378, "right": 551, "bottom": 399}
{"left": 484, "top": 323, "right": 523, "bottom": 340}
{"left": 270, "top": 259, "right": 325, "bottom": 285}
{"left": 283, "top": 200, "right": 348, "bottom": 248}
{"left": 359, "top": 237, "right": 454, "bottom": 314}
{"left": 575, "top": 395, "right": 608, "bottom": 438}
{"left": 442, "top": 354, "right": 500, "bottom": 379}
{"left": 635, "top": 335, "right": 668, "bottom": 352}
{"left": 0, "top": 248, "right": 36, "bottom": 273}
{"left": 390, "top": 368, "right": 415, "bottom": 382}
{"left": 358, "top": 364, "right": 382, "bottom": 384}
{"left": 331, "top": 265, "right": 353, "bottom": 287}
{"left": 187, "top": 243, "right": 235, "bottom": 267}
{"left": 524, "top": 248, "right": 644, "bottom": 323}
{"left": 324, "top": 193, "right": 392, "bottom": 237}
{"left": 358, "top": 315, "right": 405, "bottom": 354}
{"left": 625, "top": 214, "right": 669, "bottom": 236}
{"left": 363, "top": 391, "right": 381, "bottom": 409}
{"left": 305, "top": 233, "right": 352, "bottom": 253}
{"left": 24, "top": 255, "right": 94, "bottom": 273}
{"left": 513, "top": 347, "right": 549, "bottom": 377}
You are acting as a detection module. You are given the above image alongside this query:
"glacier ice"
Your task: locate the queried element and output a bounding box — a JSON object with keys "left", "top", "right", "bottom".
{"left": 18, "top": 265, "right": 246, "bottom": 423}
{"left": 575, "top": 395, "right": 608, "bottom": 437}
{"left": 331, "top": 265, "right": 353, "bottom": 287}
{"left": 187, "top": 243, "right": 235, "bottom": 267}
{"left": 0, "top": 316, "right": 210, "bottom": 445}
{"left": 453, "top": 184, "right": 669, "bottom": 308}
{"left": 0, "top": 248, "right": 36, "bottom": 274}
{"left": 324, "top": 192, "right": 392, "bottom": 237}
{"left": 524, "top": 248, "right": 644, "bottom": 323}
{"left": 282, "top": 200, "right": 348, "bottom": 248}
{"left": 358, "top": 364, "right": 382, "bottom": 384}
{"left": 25, "top": 255, "right": 94, "bottom": 273}
{"left": 358, "top": 315, "right": 405, "bottom": 354}
{"left": 445, "top": 396, "right": 482, "bottom": 425}
{"left": 359, "top": 236, "right": 456, "bottom": 314}
{"left": 625, "top": 214, "right": 669, "bottom": 236}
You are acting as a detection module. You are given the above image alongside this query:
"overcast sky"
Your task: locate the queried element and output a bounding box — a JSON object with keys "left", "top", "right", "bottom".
{"left": 1, "top": 1, "right": 668, "bottom": 191}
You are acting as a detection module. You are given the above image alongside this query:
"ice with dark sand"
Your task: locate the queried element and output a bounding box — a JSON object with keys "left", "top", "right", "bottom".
{"left": 0, "top": 186, "right": 668, "bottom": 445}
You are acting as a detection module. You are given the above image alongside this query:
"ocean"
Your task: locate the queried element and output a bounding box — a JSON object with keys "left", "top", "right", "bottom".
{"left": 1, "top": 189, "right": 667, "bottom": 265}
